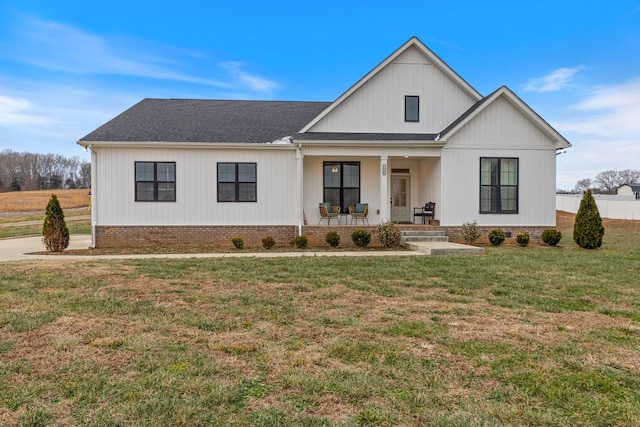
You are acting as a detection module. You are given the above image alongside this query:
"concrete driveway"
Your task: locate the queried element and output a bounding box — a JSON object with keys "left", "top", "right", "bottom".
{"left": 0, "top": 235, "right": 93, "bottom": 262}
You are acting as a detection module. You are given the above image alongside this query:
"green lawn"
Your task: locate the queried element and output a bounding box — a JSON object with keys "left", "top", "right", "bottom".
{"left": 1, "top": 219, "right": 639, "bottom": 426}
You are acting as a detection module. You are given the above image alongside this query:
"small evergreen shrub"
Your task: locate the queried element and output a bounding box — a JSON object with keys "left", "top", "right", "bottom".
{"left": 351, "top": 229, "right": 371, "bottom": 248}
{"left": 542, "top": 228, "right": 562, "bottom": 246}
{"left": 294, "top": 235, "right": 308, "bottom": 249}
{"left": 231, "top": 236, "right": 244, "bottom": 249}
{"left": 516, "top": 231, "right": 530, "bottom": 247}
{"left": 573, "top": 189, "right": 605, "bottom": 249}
{"left": 488, "top": 228, "right": 506, "bottom": 246}
{"left": 42, "top": 194, "right": 70, "bottom": 252}
{"left": 461, "top": 221, "right": 481, "bottom": 243}
{"left": 325, "top": 231, "right": 340, "bottom": 247}
{"left": 262, "top": 236, "right": 275, "bottom": 249}
{"left": 375, "top": 220, "right": 400, "bottom": 248}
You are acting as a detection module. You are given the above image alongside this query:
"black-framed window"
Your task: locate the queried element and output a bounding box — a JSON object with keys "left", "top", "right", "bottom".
{"left": 480, "top": 157, "right": 518, "bottom": 214}
{"left": 217, "top": 163, "right": 257, "bottom": 202}
{"left": 405, "top": 95, "right": 419, "bottom": 122}
{"left": 135, "top": 161, "right": 176, "bottom": 202}
{"left": 323, "top": 162, "right": 360, "bottom": 213}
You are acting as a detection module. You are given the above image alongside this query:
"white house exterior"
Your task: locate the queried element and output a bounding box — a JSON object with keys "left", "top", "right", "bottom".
{"left": 78, "top": 37, "right": 570, "bottom": 248}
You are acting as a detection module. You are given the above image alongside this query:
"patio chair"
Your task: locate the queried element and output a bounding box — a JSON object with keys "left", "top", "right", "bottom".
{"left": 318, "top": 203, "right": 341, "bottom": 224}
{"left": 413, "top": 202, "right": 435, "bottom": 224}
{"left": 348, "top": 203, "right": 369, "bottom": 225}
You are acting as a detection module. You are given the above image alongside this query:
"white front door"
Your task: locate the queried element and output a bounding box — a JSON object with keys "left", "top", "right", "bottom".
{"left": 391, "top": 175, "right": 411, "bottom": 223}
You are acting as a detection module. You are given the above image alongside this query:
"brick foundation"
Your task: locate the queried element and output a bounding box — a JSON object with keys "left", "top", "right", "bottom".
{"left": 94, "top": 224, "right": 553, "bottom": 248}
{"left": 95, "top": 225, "right": 296, "bottom": 248}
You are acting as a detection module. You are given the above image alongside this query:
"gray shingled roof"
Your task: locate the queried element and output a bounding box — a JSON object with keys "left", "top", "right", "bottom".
{"left": 80, "top": 99, "right": 332, "bottom": 143}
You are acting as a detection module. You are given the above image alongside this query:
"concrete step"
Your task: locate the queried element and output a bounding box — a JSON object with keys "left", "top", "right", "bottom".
{"left": 404, "top": 241, "right": 485, "bottom": 256}
{"left": 400, "top": 230, "right": 449, "bottom": 243}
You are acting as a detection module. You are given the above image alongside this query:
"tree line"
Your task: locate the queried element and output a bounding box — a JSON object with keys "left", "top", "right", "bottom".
{"left": 0, "top": 150, "right": 90, "bottom": 192}
{"left": 562, "top": 169, "right": 640, "bottom": 194}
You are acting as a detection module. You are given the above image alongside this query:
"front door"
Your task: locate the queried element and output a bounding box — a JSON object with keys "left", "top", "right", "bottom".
{"left": 391, "top": 175, "right": 411, "bottom": 223}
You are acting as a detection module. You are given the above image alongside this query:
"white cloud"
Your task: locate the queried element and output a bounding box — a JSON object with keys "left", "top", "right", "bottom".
{"left": 0, "top": 95, "right": 52, "bottom": 126}
{"left": 1, "top": 13, "right": 278, "bottom": 93}
{"left": 554, "top": 78, "right": 640, "bottom": 190}
{"left": 220, "top": 61, "right": 279, "bottom": 93}
{"left": 523, "top": 67, "right": 585, "bottom": 92}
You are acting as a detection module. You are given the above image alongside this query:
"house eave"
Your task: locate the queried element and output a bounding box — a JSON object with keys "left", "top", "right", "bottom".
{"left": 294, "top": 139, "right": 446, "bottom": 148}
{"left": 76, "top": 140, "right": 296, "bottom": 150}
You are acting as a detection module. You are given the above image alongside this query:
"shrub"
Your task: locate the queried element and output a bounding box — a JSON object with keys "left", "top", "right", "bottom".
{"left": 516, "top": 231, "right": 530, "bottom": 247}
{"left": 542, "top": 228, "right": 562, "bottom": 246}
{"left": 351, "top": 229, "right": 371, "bottom": 248}
{"left": 262, "top": 236, "right": 275, "bottom": 249}
{"left": 294, "top": 235, "right": 308, "bottom": 249}
{"left": 231, "top": 236, "right": 244, "bottom": 249}
{"left": 42, "top": 194, "right": 70, "bottom": 252}
{"left": 461, "top": 221, "right": 481, "bottom": 243}
{"left": 488, "top": 228, "right": 506, "bottom": 246}
{"left": 573, "top": 189, "right": 605, "bottom": 249}
{"left": 325, "top": 231, "right": 340, "bottom": 247}
{"left": 375, "top": 220, "right": 400, "bottom": 248}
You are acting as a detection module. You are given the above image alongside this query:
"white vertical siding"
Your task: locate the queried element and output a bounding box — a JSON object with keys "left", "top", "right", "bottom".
{"left": 94, "top": 147, "right": 297, "bottom": 225}
{"left": 441, "top": 147, "right": 557, "bottom": 226}
{"left": 308, "top": 46, "right": 476, "bottom": 134}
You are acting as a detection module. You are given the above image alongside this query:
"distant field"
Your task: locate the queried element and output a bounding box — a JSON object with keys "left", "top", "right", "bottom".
{"left": 0, "top": 189, "right": 90, "bottom": 213}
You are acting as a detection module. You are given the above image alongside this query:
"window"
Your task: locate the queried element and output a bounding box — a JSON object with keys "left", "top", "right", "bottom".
{"left": 480, "top": 158, "right": 518, "bottom": 214}
{"left": 218, "top": 163, "right": 257, "bottom": 202}
{"left": 135, "top": 162, "right": 176, "bottom": 202}
{"left": 323, "top": 162, "right": 360, "bottom": 213}
{"left": 405, "top": 95, "right": 419, "bottom": 122}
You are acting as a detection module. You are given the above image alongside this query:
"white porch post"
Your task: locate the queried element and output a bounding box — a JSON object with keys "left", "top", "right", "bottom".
{"left": 379, "top": 155, "right": 389, "bottom": 223}
{"left": 296, "top": 144, "right": 304, "bottom": 235}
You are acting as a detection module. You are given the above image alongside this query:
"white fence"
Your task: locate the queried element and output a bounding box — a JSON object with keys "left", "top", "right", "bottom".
{"left": 556, "top": 194, "right": 640, "bottom": 220}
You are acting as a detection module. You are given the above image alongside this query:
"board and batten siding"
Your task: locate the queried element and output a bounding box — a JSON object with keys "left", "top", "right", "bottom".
{"left": 307, "top": 46, "right": 477, "bottom": 134}
{"left": 440, "top": 95, "right": 559, "bottom": 226}
{"left": 303, "top": 156, "right": 380, "bottom": 224}
{"left": 93, "top": 147, "right": 298, "bottom": 226}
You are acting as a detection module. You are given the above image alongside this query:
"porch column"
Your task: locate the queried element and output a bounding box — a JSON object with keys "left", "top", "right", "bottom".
{"left": 379, "top": 155, "right": 389, "bottom": 223}
{"left": 295, "top": 144, "right": 304, "bottom": 235}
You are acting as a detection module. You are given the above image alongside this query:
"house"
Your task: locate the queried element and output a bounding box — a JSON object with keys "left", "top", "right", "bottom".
{"left": 617, "top": 184, "right": 640, "bottom": 199}
{"left": 77, "top": 37, "right": 571, "bottom": 248}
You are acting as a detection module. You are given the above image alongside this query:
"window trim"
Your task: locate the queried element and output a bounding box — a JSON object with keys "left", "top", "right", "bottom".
{"left": 479, "top": 157, "right": 519, "bottom": 214}
{"left": 217, "top": 162, "right": 257, "bottom": 203}
{"left": 323, "top": 161, "right": 361, "bottom": 213}
{"left": 134, "top": 161, "right": 176, "bottom": 202}
{"left": 405, "top": 95, "right": 419, "bottom": 122}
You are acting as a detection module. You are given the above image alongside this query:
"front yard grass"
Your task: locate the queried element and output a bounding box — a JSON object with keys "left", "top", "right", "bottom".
{"left": 1, "top": 214, "right": 639, "bottom": 426}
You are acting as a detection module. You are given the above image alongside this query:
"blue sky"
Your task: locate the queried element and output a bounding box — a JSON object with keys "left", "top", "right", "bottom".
{"left": 0, "top": 1, "right": 639, "bottom": 190}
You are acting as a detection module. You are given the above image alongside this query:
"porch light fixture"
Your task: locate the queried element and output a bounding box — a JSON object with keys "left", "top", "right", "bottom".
{"left": 331, "top": 165, "right": 339, "bottom": 173}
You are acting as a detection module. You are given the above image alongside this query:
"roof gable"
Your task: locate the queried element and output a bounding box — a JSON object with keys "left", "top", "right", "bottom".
{"left": 299, "top": 36, "right": 482, "bottom": 133}
{"left": 438, "top": 86, "right": 571, "bottom": 149}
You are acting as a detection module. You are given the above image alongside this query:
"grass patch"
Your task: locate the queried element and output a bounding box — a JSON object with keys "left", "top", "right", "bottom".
{"left": 0, "top": 213, "right": 639, "bottom": 425}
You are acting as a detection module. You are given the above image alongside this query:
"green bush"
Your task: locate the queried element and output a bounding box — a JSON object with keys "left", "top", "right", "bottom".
{"left": 325, "top": 231, "right": 340, "bottom": 247}
{"left": 461, "top": 221, "right": 481, "bottom": 243}
{"left": 542, "top": 228, "right": 562, "bottom": 246}
{"left": 231, "top": 236, "right": 244, "bottom": 249}
{"left": 262, "top": 236, "right": 275, "bottom": 249}
{"left": 488, "top": 228, "right": 506, "bottom": 246}
{"left": 294, "top": 235, "right": 308, "bottom": 249}
{"left": 351, "top": 229, "right": 371, "bottom": 248}
{"left": 375, "top": 220, "right": 400, "bottom": 248}
{"left": 516, "top": 231, "right": 530, "bottom": 247}
{"left": 573, "top": 190, "right": 605, "bottom": 249}
{"left": 42, "top": 194, "right": 70, "bottom": 252}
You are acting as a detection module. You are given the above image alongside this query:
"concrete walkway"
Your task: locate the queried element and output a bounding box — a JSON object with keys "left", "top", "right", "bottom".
{"left": 0, "top": 235, "right": 429, "bottom": 262}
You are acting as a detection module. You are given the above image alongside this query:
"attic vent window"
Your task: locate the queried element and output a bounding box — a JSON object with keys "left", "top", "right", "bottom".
{"left": 405, "top": 96, "right": 419, "bottom": 122}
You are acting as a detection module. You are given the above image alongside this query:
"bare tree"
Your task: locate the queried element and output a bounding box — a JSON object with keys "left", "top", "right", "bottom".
{"left": 618, "top": 169, "right": 640, "bottom": 186}
{"left": 574, "top": 178, "right": 592, "bottom": 194}
{"left": 594, "top": 170, "right": 621, "bottom": 194}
